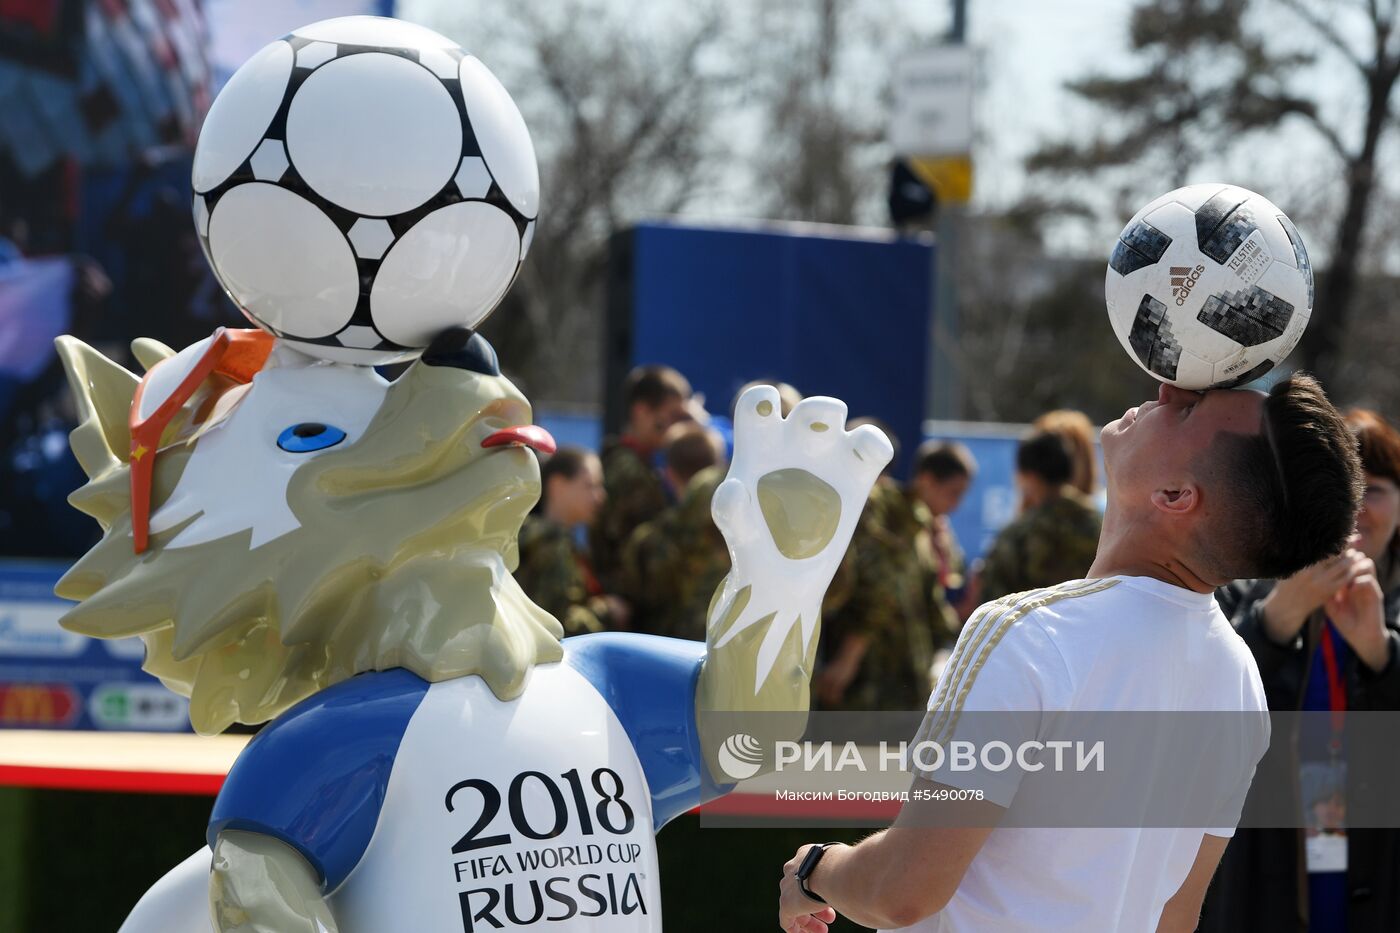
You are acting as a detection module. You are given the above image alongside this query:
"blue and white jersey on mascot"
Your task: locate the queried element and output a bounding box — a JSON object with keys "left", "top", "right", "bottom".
{"left": 213, "top": 637, "right": 716, "bottom": 931}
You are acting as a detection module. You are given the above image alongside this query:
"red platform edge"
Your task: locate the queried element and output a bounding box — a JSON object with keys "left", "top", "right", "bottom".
{"left": 0, "top": 771, "right": 896, "bottom": 819}
{"left": 0, "top": 764, "right": 227, "bottom": 796}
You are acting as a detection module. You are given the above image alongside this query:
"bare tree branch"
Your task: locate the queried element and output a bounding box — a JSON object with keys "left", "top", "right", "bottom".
{"left": 1278, "top": 0, "right": 1367, "bottom": 69}
{"left": 1296, "top": 106, "right": 1355, "bottom": 158}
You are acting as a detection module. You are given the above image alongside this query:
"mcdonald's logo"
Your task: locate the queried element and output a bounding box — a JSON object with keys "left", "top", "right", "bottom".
{"left": 0, "top": 683, "right": 79, "bottom": 726}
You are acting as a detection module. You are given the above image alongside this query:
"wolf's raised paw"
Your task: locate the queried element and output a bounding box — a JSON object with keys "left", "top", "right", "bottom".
{"left": 708, "top": 386, "right": 892, "bottom": 693}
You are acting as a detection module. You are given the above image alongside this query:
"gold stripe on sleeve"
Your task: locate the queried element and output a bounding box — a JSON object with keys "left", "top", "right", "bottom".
{"left": 920, "top": 578, "right": 1120, "bottom": 748}
{"left": 921, "top": 580, "right": 1098, "bottom": 743}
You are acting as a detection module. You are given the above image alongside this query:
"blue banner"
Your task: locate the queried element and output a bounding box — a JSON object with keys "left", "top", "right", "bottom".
{"left": 628, "top": 221, "right": 934, "bottom": 479}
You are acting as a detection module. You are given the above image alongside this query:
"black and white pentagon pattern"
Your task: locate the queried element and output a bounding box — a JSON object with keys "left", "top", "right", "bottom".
{"left": 1128, "top": 294, "right": 1182, "bottom": 381}
{"left": 1277, "top": 214, "right": 1314, "bottom": 311}
{"left": 1195, "top": 188, "right": 1258, "bottom": 265}
{"left": 1109, "top": 219, "right": 1173, "bottom": 276}
{"left": 194, "top": 33, "right": 534, "bottom": 360}
{"left": 1196, "top": 286, "right": 1294, "bottom": 347}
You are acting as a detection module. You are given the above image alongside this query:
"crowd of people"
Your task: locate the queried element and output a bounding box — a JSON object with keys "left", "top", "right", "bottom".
{"left": 519, "top": 362, "right": 1400, "bottom": 929}
{"left": 514, "top": 362, "right": 1108, "bottom": 712}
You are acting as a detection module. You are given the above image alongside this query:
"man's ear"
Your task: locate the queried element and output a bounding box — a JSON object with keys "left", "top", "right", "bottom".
{"left": 1150, "top": 484, "right": 1199, "bottom": 516}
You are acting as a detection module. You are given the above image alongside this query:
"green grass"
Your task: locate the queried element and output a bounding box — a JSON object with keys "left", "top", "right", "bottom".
{"left": 0, "top": 788, "right": 32, "bottom": 933}
{"left": 0, "top": 788, "right": 211, "bottom": 932}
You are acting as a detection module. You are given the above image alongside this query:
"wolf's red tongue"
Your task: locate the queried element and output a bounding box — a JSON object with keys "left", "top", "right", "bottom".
{"left": 482, "top": 425, "right": 557, "bottom": 455}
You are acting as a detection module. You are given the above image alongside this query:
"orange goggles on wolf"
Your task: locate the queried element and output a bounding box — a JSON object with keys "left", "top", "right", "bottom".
{"left": 127, "top": 327, "right": 275, "bottom": 553}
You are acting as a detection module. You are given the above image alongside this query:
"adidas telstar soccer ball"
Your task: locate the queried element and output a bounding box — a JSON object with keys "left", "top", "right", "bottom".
{"left": 191, "top": 16, "right": 539, "bottom": 365}
{"left": 1105, "top": 184, "right": 1313, "bottom": 390}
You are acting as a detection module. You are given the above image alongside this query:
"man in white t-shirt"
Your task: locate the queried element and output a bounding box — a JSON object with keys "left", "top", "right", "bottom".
{"left": 779, "top": 375, "right": 1363, "bottom": 933}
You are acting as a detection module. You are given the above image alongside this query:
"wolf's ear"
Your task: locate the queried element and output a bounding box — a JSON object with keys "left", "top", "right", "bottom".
{"left": 131, "top": 337, "right": 175, "bottom": 372}
{"left": 54, "top": 336, "right": 138, "bottom": 480}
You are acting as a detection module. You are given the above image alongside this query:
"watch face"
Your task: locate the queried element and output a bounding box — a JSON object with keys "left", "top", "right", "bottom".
{"left": 798, "top": 844, "right": 826, "bottom": 879}
{"left": 797, "top": 845, "right": 830, "bottom": 904}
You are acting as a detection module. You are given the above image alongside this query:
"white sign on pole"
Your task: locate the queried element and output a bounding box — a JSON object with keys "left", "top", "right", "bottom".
{"left": 890, "top": 45, "right": 974, "bottom": 157}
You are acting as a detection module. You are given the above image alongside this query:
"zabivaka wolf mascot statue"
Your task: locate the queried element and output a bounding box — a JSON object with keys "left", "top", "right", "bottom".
{"left": 54, "top": 15, "right": 891, "bottom": 933}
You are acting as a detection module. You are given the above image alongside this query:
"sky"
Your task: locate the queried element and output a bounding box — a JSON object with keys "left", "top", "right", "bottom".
{"left": 961, "top": 0, "right": 1135, "bottom": 208}
{"left": 388, "top": 0, "right": 1377, "bottom": 262}
{"left": 399, "top": 0, "right": 1140, "bottom": 218}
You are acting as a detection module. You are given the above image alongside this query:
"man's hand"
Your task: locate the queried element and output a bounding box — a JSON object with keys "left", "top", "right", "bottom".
{"left": 602, "top": 594, "right": 632, "bottom": 630}
{"left": 779, "top": 844, "right": 839, "bottom": 933}
{"left": 1327, "top": 551, "right": 1390, "bottom": 673}
{"left": 775, "top": 802, "right": 996, "bottom": 930}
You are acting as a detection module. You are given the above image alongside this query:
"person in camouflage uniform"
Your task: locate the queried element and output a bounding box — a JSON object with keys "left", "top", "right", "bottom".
{"left": 516, "top": 447, "right": 627, "bottom": 635}
{"left": 592, "top": 365, "right": 692, "bottom": 589}
{"left": 816, "top": 422, "right": 940, "bottom": 711}
{"left": 621, "top": 467, "right": 729, "bottom": 641}
{"left": 978, "top": 429, "right": 1103, "bottom": 603}
{"left": 618, "top": 424, "right": 728, "bottom": 638}
{"left": 617, "top": 384, "right": 800, "bottom": 639}
{"left": 910, "top": 440, "right": 978, "bottom": 644}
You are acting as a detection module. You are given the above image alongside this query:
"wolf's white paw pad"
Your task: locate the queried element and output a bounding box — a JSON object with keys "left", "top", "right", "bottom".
{"left": 709, "top": 385, "right": 892, "bottom": 690}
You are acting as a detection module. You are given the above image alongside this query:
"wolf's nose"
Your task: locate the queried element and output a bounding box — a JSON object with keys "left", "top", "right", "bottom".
{"left": 421, "top": 327, "right": 500, "bottom": 376}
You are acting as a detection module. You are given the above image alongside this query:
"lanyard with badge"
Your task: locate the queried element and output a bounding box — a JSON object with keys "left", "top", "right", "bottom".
{"left": 1304, "top": 624, "right": 1348, "bottom": 874}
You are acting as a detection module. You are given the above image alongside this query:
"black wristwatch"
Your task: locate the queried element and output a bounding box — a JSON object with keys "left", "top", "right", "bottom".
{"left": 795, "top": 842, "right": 840, "bottom": 904}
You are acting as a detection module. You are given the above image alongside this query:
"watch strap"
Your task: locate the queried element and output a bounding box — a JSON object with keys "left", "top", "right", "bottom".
{"left": 795, "top": 841, "right": 839, "bottom": 904}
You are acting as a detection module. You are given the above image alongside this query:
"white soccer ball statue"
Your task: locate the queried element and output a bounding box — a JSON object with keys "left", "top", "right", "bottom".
{"left": 191, "top": 16, "right": 539, "bottom": 365}
{"left": 1105, "top": 184, "right": 1314, "bottom": 390}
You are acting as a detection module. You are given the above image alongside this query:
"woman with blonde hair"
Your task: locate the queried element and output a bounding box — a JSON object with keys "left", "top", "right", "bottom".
{"left": 1032, "top": 408, "right": 1098, "bottom": 498}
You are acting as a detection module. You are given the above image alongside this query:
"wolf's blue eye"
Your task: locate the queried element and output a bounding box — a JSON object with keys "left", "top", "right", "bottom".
{"left": 277, "top": 423, "right": 346, "bottom": 453}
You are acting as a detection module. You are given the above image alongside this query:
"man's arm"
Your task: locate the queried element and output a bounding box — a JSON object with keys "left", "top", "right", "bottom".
{"left": 779, "top": 783, "right": 1001, "bottom": 930}
{"left": 1154, "top": 833, "right": 1228, "bottom": 933}
{"left": 778, "top": 597, "right": 1076, "bottom": 931}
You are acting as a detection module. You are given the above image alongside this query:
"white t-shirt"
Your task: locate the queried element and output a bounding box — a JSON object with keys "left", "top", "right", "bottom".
{"left": 890, "top": 576, "right": 1269, "bottom": 933}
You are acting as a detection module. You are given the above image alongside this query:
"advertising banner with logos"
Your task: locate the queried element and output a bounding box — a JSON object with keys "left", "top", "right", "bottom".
{"left": 0, "top": 561, "right": 189, "bottom": 731}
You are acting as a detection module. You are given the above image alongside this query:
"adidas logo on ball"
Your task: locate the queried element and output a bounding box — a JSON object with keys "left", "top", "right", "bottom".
{"left": 1169, "top": 265, "right": 1204, "bottom": 305}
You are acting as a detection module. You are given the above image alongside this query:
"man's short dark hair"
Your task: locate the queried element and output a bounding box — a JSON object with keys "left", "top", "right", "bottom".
{"left": 538, "top": 446, "right": 594, "bottom": 510}
{"left": 541, "top": 446, "right": 592, "bottom": 486}
{"left": 916, "top": 440, "right": 977, "bottom": 482}
{"left": 665, "top": 424, "right": 723, "bottom": 486}
{"left": 1016, "top": 431, "right": 1074, "bottom": 487}
{"left": 1199, "top": 373, "right": 1362, "bottom": 581}
{"left": 624, "top": 365, "right": 690, "bottom": 409}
